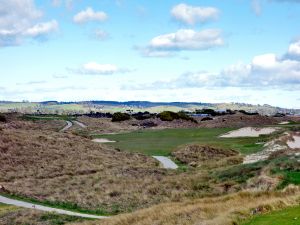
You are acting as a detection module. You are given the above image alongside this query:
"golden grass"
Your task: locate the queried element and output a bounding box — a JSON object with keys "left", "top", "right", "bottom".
{"left": 0, "top": 117, "right": 236, "bottom": 214}
{"left": 73, "top": 186, "right": 300, "bottom": 225}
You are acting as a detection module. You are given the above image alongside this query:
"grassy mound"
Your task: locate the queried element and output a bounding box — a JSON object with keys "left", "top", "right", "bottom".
{"left": 172, "top": 144, "right": 240, "bottom": 167}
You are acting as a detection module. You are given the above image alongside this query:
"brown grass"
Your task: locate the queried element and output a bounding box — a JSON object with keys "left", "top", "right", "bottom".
{"left": 172, "top": 144, "right": 241, "bottom": 168}
{"left": 0, "top": 205, "right": 86, "bottom": 225}
{"left": 72, "top": 186, "right": 300, "bottom": 225}
{"left": 0, "top": 117, "right": 238, "bottom": 214}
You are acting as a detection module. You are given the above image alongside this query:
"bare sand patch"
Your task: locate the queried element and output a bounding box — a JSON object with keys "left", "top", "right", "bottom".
{"left": 279, "top": 121, "right": 290, "bottom": 125}
{"left": 92, "top": 138, "right": 116, "bottom": 143}
{"left": 220, "top": 127, "right": 278, "bottom": 138}
{"left": 152, "top": 156, "right": 178, "bottom": 169}
{"left": 287, "top": 135, "right": 300, "bottom": 149}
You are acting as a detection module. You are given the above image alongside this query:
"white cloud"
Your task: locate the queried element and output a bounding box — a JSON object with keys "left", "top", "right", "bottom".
{"left": 24, "top": 20, "right": 58, "bottom": 37}
{"left": 288, "top": 40, "right": 300, "bottom": 56}
{"left": 73, "top": 7, "right": 108, "bottom": 24}
{"left": 0, "top": 0, "right": 58, "bottom": 46}
{"left": 72, "top": 62, "right": 131, "bottom": 75}
{"left": 140, "top": 29, "right": 224, "bottom": 57}
{"left": 171, "top": 3, "right": 219, "bottom": 25}
{"left": 130, "top": 40, "right": 300, "bottom": 89}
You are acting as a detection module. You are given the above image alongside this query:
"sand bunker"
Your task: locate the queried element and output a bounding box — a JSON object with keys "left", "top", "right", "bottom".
{"left": 279, "top": 121, "right": 289, "bottom": 125}
{"left": 244, "top": 140, "right": 287, "bottom": 164}
{"left": 153, "top": 156, "right": 178, "bottom": 169}
{"left": 220, "top": 127, "right": 278, "bottom": 138}
{"left": 92, "top": 138, "right": 116, "bottom": 143}
{"left": 287, "top": 135, "right": 300, "bottom": 149}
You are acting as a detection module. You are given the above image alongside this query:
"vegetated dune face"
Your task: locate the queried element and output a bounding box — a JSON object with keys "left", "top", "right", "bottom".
{"left": 0, "top": 118, "right": 240, "bottom": 214}
{"left": 78, "top": 113, "right": 279, "bottom": 133}
{"left": 220, "top": 127, "right": 279, "bottom": 138}
{"left": 72, "top": 186, "right": 300, "bottom": 225}
{"left": 172, "top": 145, "right": 241, "bottom": 167}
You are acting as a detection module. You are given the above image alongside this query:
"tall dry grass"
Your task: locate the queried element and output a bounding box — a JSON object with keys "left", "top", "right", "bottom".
{"left": 73, "top": 186, "right": 300, "bottom": 225}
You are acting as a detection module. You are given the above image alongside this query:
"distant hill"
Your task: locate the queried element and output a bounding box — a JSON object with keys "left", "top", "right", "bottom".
{"left": 0, "top": 100, "right": 299, "bottom": 115}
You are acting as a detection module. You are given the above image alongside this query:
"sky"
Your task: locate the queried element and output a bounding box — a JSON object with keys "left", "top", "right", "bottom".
{"left": 0, "top": 0, "right": 300, "bottom": 108}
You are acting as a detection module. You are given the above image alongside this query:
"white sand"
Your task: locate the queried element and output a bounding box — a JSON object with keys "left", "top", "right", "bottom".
{"left": 220, "top": 127, "right": 278, "bottom": 138}
{"left": 244, "top": 140, "right": 287, "bottom": 164}
{"left": 279, "top": 121, "right": 289, "bottom": 125}
{"left": 287, "top": 135, "right": 300, "bottom": 149}
{"left": 152, "top": 156, "right": 178, "bottom": 169}
{"left": 92, "top": 138, "right": 116, "bottom": 143}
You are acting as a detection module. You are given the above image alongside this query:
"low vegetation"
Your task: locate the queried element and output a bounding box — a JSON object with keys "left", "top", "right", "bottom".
{"left": 0, "top": 203, "right": 86, "bottom": 225}
{"left": 157, "top": 111, "right": 197, "bottom": 123}
{"left": 172, "top": 144, "right": 241, "bottom": 167}
{"left": 111, "top": 112, "right": 131, "bottom": 122}
{"left": 73, "top": 186, "right": 300, "bottom": 225}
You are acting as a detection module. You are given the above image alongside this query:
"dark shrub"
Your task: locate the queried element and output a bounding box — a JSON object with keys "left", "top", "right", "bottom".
{"left": 201, "top": 117, "right": 213, "bottom": 121}
{"left": 0, "top": 114, "right": 6, "bottom": 122}
{"left": 157, "top": 111, "right": 176, "bottom": 121}
{"left": 157, "top": 111, "right": 197, "bottom": 123}
{"left": 112, "top": 112, "right": 131, "bottom": 122}
{"left": 132, "top": 112, "right": 153, "bottom": 120}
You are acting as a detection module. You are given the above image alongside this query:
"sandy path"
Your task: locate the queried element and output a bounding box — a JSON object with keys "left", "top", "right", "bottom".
{"left": 153, "top": 156, "right": 178, "bottom": 169}
{"left": 74, "top": 121, "right": 87, "bottom": 128}
{"left": 0, "top": 195, "right": 107, "bottom": 219}
{"left": 59, "top": 121, "right": 72, "bottom": 132}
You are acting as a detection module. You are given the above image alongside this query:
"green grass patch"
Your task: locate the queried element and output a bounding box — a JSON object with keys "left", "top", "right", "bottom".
{"left": 39, "top": 213, "right": 88, "bottom": 225}
{"left": 242, "top": 205, "right": 300, "bottom": 225}
{"left": 217, "top": 161, "right": 268, "bottom": 184}
{"left": 94, "top": 128, "right": 274, "bottom": 156}
{"left": 276, "top": 170, "right": 300, "bottom": 189}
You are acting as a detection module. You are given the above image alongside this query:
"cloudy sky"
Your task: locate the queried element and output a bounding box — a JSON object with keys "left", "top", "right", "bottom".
{"left": 1, "top": 0, "right": 300, "bottom": 108}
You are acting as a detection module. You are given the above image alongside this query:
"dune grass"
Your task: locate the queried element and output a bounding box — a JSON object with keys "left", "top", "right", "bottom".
{"left": 94, "top": 128, "right": 275, "bottom": 156}
{"left": 242, "top": 205, "right": 300, "bottom": 225}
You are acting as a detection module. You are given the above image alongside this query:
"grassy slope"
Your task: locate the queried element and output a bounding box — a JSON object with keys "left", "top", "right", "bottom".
{"left": 0, "top": 203, "right": 86, "bottom": 225}
{"left": 74, "top": 187, "right": 300, "bottom": 225}
{"left": 95, "top": 128, "right": 273, "bottom": 156}
{"left": 242, "top": 205, "right": 300, "bottom": 225}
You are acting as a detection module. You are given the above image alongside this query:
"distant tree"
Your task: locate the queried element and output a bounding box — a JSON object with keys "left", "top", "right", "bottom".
{"left": 157, "top": 111, "right": 197, "bottom": 123}
{"left": 112, "top": 112, "right": 131, "bottom": 122}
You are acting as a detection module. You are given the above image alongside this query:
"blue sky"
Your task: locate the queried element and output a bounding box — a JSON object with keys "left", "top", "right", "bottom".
{"left": 1, "top": 0, "right": 300, "bottom": 108}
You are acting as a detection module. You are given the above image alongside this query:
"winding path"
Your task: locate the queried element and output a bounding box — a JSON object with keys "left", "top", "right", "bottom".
{"left": 73, "top": 121, "right": 87, "bottom": 128}
{"left": 59, "top": 121, "right": 73, "bottom": 132}
{"left": 0, "top": 195, "right": 108, "bottom": 219}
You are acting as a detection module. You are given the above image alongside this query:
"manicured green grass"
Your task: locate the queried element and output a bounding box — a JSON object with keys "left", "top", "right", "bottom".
{"left": 242, "top": 205, "right": 300, "bottom": 225}
{"left": 94, "top": 128, "right": 273, "bottom": 156}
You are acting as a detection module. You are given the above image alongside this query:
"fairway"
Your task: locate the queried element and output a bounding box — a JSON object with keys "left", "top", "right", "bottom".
{"left": 242, "top": 205, "right": 300, "bottom": 225}
{"left": 95, "top": 128, "right": 273, "bottom": 156}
